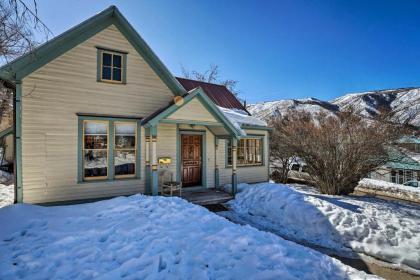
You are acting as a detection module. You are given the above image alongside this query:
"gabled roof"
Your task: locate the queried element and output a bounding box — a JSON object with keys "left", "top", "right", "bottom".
{"left": 0, "top": 6, "right": 186, "bottom": 96}
{"left": 142, "top": 87, "right": 243, "bottom": 137}
{"left": 176, "top": 77, "right": 249, "bottom": 114}
{"left": 385, "top": 147, "right": 420, "bottom": 171}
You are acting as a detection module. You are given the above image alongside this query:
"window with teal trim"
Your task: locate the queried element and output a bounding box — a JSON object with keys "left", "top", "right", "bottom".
{"left": 83, "top": 120, "right": 109, "bottom": 180}
{"left": 227, "top": 138, "right": 263, "bottom": 166}
{"left": 97, "top": 49, "right": 126, "bottom": 84}
{"left": 80, "top": 118, "right": 139, "bottom": 181}
{"left": 114, "top": 122, "right": 137, "bottom": 178}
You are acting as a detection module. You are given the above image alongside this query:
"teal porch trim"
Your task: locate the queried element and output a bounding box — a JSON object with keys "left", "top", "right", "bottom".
{"left": 231, "top": 138, "right": 238, "bottom": 196}
{"left": 160, "top": 119, "right": 223, "bottom": 126}
{"left": 150, "top": 126, "right": 158, "bottom": 195}
{"left": 176, "top": 124, "right": 181, "bottom": 182}
{"left": 144, "top": 87, "right": 241, "bottom": 138}
{"left": 144, "top": 127, "right": 151, "bottom": 194}
{"left": 15, "top": 81, "right": 23, "bottom": 203}
{"left": 77, "top": 116, "right": 141, "bottom": 183}
{"left": 136, "top": 123, "right": 142, "bottom": 180}
{"left": 177, "top": 129, "right": 207, "bottom": 187}
{"left": 0, "top": 6, "right": 185, "bottom": 95}
{"left": 215, "top": 137, "right": 220, "bottom": 188}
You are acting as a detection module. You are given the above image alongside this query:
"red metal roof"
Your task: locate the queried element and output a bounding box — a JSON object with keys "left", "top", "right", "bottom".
{"left": 176, "top": 77, "right": 249, "bottom": 114}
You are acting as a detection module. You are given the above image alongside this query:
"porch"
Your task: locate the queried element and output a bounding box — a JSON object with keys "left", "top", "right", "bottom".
{"left": 142, "top": 87, "right": 242, "bottom": 197}
{"left": 179, "top": 188, "right": 233, "bottom": 206}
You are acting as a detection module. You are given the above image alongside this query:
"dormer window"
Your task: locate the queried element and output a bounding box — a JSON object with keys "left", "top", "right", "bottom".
{"left": 97, "top": 47, "right": 127, "bottom": 84}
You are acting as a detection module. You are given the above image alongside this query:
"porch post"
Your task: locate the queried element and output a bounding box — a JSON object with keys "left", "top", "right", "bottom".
{"left": 151, "top": 125, "right": 159, "bottom": 196}
{"left": 145, "top": 128, "right": 151, "bottom": 194}
{"left": 215, "top": 138, "right": 220, "bottom": 188}
{"left": 231, "top": 138, "right": 238, "bottom": 196}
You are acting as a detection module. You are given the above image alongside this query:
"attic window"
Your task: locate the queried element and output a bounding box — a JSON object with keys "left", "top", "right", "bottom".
{"left": 97, "top": 48, "right": 126, "bottom": 83}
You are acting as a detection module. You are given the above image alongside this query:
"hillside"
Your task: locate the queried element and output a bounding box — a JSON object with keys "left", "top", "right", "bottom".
{"left": 248, "top": 87, "right": 420, "bottom": 126}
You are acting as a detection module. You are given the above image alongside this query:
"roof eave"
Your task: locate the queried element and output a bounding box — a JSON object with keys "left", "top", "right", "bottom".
{"left": 0, "top": 6, "right": 186, "bottom": 96}
{"left": 143, "top": 87, "right": 242, "bottom": 138}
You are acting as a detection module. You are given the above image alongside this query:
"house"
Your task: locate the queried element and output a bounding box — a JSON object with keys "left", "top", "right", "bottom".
{"left": 0, "top": 6, "right": 270, "bottom": 204}
{"left": 369, "top": 137, "right": 420, "bottom": 184}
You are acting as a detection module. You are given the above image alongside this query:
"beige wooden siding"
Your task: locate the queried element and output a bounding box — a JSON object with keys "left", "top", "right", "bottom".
{"left": 21, "top": 25, "right": 174, "bottom": 203}
{"left": 156, "top": 123, "right": 177, "bottom": 191}
{"left": 166, "top": 99, "right": 218, "bottom": 123}
{"left": 218, "top": 130, "right": 269, "bottom": 186}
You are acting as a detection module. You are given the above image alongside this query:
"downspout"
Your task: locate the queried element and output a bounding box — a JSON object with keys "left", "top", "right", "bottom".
{"left": 12, "top": 82, "right": 17, "bottom": 203}
{"left": 14, "top": 80, "right": 23, "bottom": 203}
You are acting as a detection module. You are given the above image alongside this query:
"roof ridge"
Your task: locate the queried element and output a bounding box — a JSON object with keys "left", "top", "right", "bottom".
{"left": 175, "top": 77, "right": 227, "bottom": 88}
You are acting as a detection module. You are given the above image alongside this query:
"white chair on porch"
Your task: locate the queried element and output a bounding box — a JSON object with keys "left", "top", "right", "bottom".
{"left": 159, "top": 169, "right": 182, "bottom": 196}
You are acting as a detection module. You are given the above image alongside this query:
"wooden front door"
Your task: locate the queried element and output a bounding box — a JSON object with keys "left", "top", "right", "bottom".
{"left": 181, "top": 135, "right": 202, "bottom": 187}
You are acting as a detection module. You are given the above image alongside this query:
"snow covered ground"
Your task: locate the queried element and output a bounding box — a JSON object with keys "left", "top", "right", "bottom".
{"left": 0, "top": 195, "right": 379, "bottom": 279}
{"left": 0, "top": 184, "right": 13, "bottom": 208}
{"left": 221, "top": 183, "right": 420, "bottom": 273}
{"left": 356, "top": 178, "right": 420, "bottom": 203}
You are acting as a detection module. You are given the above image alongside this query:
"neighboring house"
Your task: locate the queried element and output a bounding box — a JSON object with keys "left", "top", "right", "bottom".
{"left": 0, "top": 6, "right": 270, "bottom": 204}
{"left": 0, "top": 127, "right": 13, "bottom": 164}
{"left": 369, "top": 137, "right": 420, "bottom": 184}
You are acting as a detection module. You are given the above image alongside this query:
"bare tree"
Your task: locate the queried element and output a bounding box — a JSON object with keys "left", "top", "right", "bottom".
{"left": 181, "top": 64, "right": 239, "bottom": 96}
{"left": 268, "top": 113, "right": 297, "bottom": 183}
{"left": 0, "top": 0, "right": 51, "bottom": 169}
{"left": 0, "top": 0, "right": 52, "bottom": 62}
{"left": 270, "top": 109, "right": 407, "bottom": 195}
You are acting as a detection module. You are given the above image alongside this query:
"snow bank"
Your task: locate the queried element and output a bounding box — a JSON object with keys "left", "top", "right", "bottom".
{"left": 356, "top": 178, "right": 420, "bottom": 203}
{"left": 218, "top": 106, "right": 267, "bottom": 135}
{"left": 0, "top": 195, "right": 378, "bottom": 279}
{"left": 225, "top": 183, "right": 420, "bottom": 271}
{"left": 0, "top": 184, "right": 14, "bottom": 208}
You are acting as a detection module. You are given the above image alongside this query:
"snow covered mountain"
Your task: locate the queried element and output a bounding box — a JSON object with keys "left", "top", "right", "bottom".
{"left": 248, "top": 87, "right": 420, "bottom": 126}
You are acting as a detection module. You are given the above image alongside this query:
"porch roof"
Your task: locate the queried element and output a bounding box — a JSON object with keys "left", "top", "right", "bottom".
{"left": 142, "top": 87, "right": 243, "bottom": 138}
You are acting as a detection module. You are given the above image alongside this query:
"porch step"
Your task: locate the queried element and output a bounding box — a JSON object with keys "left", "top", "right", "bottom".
{"left": 181, "top": 189, "right": 233, "bottom": 206}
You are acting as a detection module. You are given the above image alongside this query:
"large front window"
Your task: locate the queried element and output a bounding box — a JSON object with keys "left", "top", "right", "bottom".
{"left": 227, "top": 138, "right": 263, "bottom": 166}
{"left": 114, "top": 122, "right": 136, "bottom": 178}
{"left": 80, "top": 119, "right": 139, "bottom": 181}
{"left": 83, "top": 121, "right": 108, "bottom": 180}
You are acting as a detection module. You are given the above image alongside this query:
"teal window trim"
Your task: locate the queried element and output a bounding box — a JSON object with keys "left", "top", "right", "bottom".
{"left": 225, "top": 134, "right": 266, "bottom": 168}
{"left": 96, "top": 48, "right": 127, "bottom": 84}
{"left": 77, "top": 116, "right": 141, "bottom": 183}
{"left": 177, "top": 129, "right": 207, "bottom": 187}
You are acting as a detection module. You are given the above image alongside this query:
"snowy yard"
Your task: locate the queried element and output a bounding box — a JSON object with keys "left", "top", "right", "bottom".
{"left": 0, "top": 170, "right": 14, "bottom": 208}
{"left": 0, "top": 194, "right": 379, "bottom": 279}
{"left": 221, "top": 183, "right": 420, "bottom": 274}
{"left": 0, "top": 183, "right": 13, "bottom": 208}
{"left": 356, "top": 178, "right": 420, "bottom": 203}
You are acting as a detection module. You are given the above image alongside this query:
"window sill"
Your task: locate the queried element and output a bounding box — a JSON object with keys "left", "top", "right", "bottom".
{"left": 78, "top": 177, "right": 142, "bottom": 184}
{"left": 98, "top": 79, "right": 126, "bottom": 85}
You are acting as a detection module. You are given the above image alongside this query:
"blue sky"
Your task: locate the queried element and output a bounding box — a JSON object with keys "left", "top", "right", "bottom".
{"left": 35, "top": 0, "right": 420, "bottom": 103}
